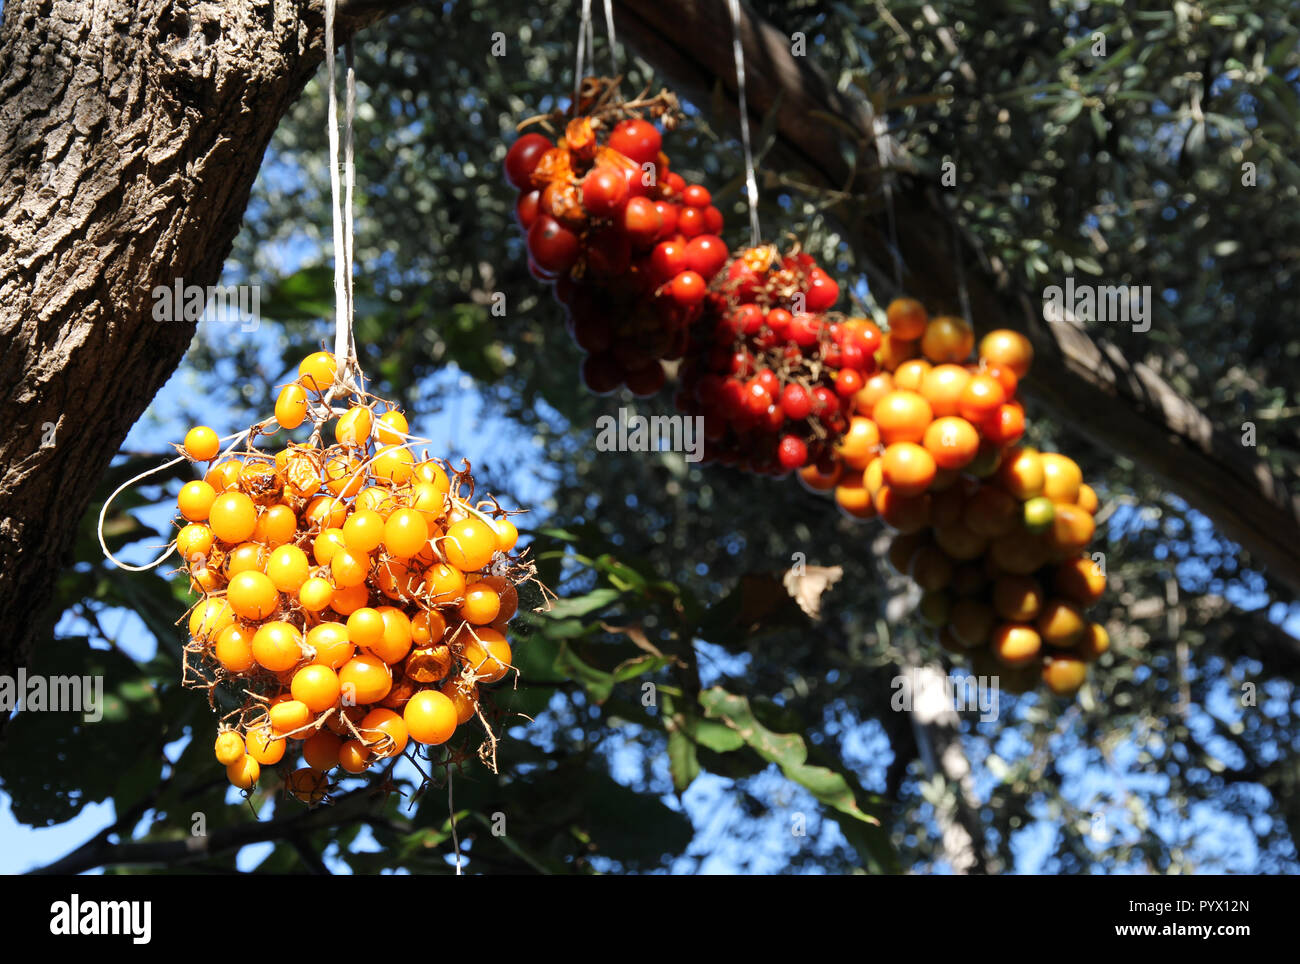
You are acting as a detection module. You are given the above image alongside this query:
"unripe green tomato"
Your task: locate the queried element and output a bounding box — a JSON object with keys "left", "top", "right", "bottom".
{"left": 1023, "top": 496, "right": 1056, "bottom": 533}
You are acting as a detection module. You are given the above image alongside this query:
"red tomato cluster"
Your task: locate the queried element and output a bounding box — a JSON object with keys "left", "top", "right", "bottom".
{"left": 675, "top": 245, "right": 877, "bottom": 474}
{"left": 504, "top": 114, "right": 727, "bottom": 397}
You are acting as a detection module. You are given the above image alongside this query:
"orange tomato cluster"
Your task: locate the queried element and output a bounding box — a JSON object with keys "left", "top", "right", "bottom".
{"left": 798, "top": 299, "right": 1108, "bottom": 697}
{"left": 505, "top": 97, "right": 727, "bottom": 397}
{"left": 176, "top": 351, "right": 525, "bottom": 799}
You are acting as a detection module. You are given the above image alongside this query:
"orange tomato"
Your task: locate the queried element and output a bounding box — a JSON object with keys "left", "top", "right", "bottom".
{"left": 933, "top": 521, "right": 988, "bottom": 561}
{"left": 1076, "top": 483, "right": 1100, "bottom": 514}
{"left": 328, "top": 581, "right": 370, "bottom": 617}
{"left": 949, "top": 598, "right": 996, "bottom": 648}
{"left": 984, "top": 364, "right": 1019, "bottom": 398}
{"left": 339, "top": 654, "right": 393, "bottom": 704}
{"left": 989, "top": 530, "right": 1051, "bottom": 575}
{"left": 886, "top": 297, "right": 928, "bottom": 340}
{"left": 930, "top": 482, "right": 968, "bottom": 529}
{"left": 1036, "top": 598, "right": 1086, "bottom": 648}
{"left": 957, "top": 373, "right": 1007, "bottom": 423}
{"left": 893, "top": 359, "right": 931, "bottom": 392}
{"left": 922, "top": 416, "right": 980, "bottom": 470}
{"left": 358, "top": 708, "right": 408, "bottom": 758}
{"left": 951, "top": 563, "right": 986, "bottom": 596}
{"left": 991, "top": 623, "right": 1042, "bottom": 668}
{"left": 251, "top": 621, "right": 304, "bottom": 672}
{"left": 834, "top": 477, "right": 877, "bottom": 520}
{"left": 403, "top": 690, "right": 459, "bottom": 745}
{"left": 978, "top": 329, "right": 1034, "bottom": 378}
{"left": 835, "top": 417, "right": 881, "bottom": 470}
{"left": 457, "top": 626, "right": 513, "bottom": 684}
{"left": 996, "top": 446, "right": 1045, "bottom": 500}
{"left": 876, "top": 332, "right": 918, "bottom": 371}
{"left": 1047, "top": 503, "right": 1096, "bottom": 554}
{"left": 981, "top": 401, "right": 1026, "bottom": 446}
{"left": 1053, "top": 556, "right": 1106, "bottom": 606}
{"left": 918, "top": 590, "right": 952, "bottom": 628}
{"left": 307, "top": 621, "right": 354, "bottom": 669}
{"left": 918, "top": 364, "right": 971, "bottom": 417}
{"left": 875, "top": 488, "right": 932, "bottom": 533}
{"left": 886, "top": 532, "right": 928, "bottom": 573}
{"left": 872, "top": 390, "right": 933, "bottom": 445}
{"left": 909, "top": 546, "right": 953, "bottom": 591}
{"left": 292, "top": 664, "right": 342, "bottom": 713}
{"left": 368, "top": 607, "right": 415, "bottom": 664}
{"left": 853, "top": 372, "right": 895, "bottom": 412}
{"left": 298, "top": 351, "right": 338, "bottom": 392}
{"left": 1040, "top": 453, "right": 1083, "bottom": 503}
{"left": 880, "top": 442, "right": 936, "bottom": 497}
{"left": 920, "top": 315, "right": 974, "bottom": 363}
{"left": 1076, "top": 622, "right": 1110, "bottom": 661}
{"left": 303, "top": 730, "right": 343, "bottom": 771}
{"left": 1042, "top": 655, "right": 1087, "bottom": 695}
{"left": 797, "top": 460, "right": 842, "bottom": 493}
{"left": 992, "top": 574, "right": 1044, "bottom": 622}
{"left": 963, "top": 485, "right": 1019, "bottom": 538}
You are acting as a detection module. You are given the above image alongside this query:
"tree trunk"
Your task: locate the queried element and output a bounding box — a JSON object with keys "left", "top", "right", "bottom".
{"left": 616, "top": 0, "right": 1300, "bottom": 602}
{"left": 0, "top": 0, "right": 407, "bottom": 714}
{"left": 906, "top": 662, "right": 992, "bottom": 874}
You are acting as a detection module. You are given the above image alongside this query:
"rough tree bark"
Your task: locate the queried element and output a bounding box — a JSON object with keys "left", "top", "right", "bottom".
{"left": 0, "top": 0, "right": 409, "bottom": 712}
{"left": 617, "top": 0, "right": 1300, "bottom": 602}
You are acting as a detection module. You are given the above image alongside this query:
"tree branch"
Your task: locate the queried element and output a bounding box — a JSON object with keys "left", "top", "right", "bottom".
{"left": 29, "top": 786, "right": 378, "bottom": 875}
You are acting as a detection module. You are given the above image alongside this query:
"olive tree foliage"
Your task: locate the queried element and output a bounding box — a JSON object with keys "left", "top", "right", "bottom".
{"left": 7, "top": 0, "right": 1298, "bottom": 873}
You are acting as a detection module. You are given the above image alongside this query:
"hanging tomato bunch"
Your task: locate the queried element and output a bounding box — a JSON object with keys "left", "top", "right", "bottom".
{"left": 676, "top": 244, "right": 876, "bottom": 474}
{"left": 174, "top": 351, "right": 528, "bottom": 799}
{"left": 798, "top": 301, "right": 1108, "bottom": 697}
{"left": 504, "top": 81, "right": 727, "bottom": 397}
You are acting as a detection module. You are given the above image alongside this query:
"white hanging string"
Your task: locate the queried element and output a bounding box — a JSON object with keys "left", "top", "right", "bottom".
{"left": 324, "top": 0, "right": 359, "bottom": 396}
{"left": 602, "top": 0, "right": 618, "bottom": 73}
{"left": 873, "top": 114, "right": 904, "bottom": 291}
{"left": 100, "top": 6, "right": 362, "bottom": 573}
{"left": 585, "top": 10, "right": 595, "bottom": 79}
{"left": 96, "top": 456, "right": 187, "bottom": 572}
{"left": 449, "top": 767, "right": 463, "bottom": 876}
{"left": 573, "top": 0, "right": 593, "bottom": 110}
{"left": 951, "top": 214, "right": 972, "bottom": 324}
{"left": 94, "top": 421, "right": 269, "bottom": 572}
{"left": 345, "top": 44, "right": 357, "bottom": 341}
{"left": 726, "top": 0, "right": 761, "bottom": 248}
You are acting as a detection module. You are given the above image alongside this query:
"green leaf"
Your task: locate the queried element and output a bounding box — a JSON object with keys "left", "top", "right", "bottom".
{"left": 610, "top": 654, "right": 672, "bottom": 684}
{"left": 543, "top": 587, "right": 621, "bottom": 619}
{"left": 553, "top": 644, "right": 617, "bottom": 703}
{"left": 592, "top": 555, "right": 648, "bottom": 593}
{"left": 699, "top": 686, "right": 896, "bottom": 872}
{"left": 662, "top": 693, "right": 699, "bottom": 793}
{"left": 667, "top": 727, "right": 699, "bottom": 794}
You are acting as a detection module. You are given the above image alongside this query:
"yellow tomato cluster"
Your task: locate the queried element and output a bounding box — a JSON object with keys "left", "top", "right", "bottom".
{"left": 178, "top": 352, "right": 524, "bottom": 799}
{"left": 799, "top": 300, "right": 1108, "bottom": 697}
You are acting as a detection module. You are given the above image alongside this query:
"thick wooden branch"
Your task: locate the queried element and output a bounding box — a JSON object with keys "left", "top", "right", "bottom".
{"left": 616, "top": 0, "right": 1300, "bottom": 600}
{"left": 0, "top": 0, "right": 411, "bottom": 716}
